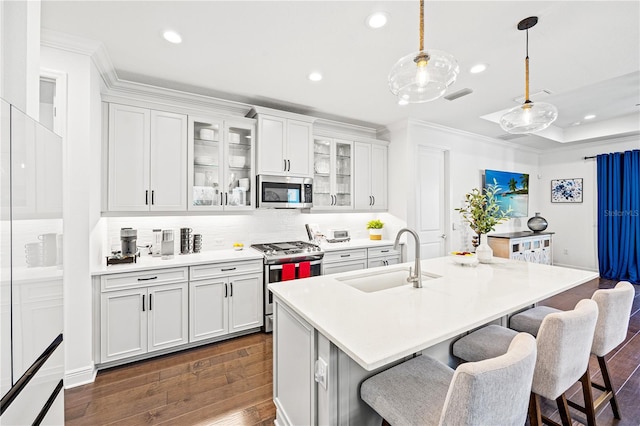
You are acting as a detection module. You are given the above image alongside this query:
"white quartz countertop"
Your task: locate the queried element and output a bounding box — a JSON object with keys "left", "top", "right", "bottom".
{"left": 268, "top": 257, "right": 598, "bottom": 371}
{"left": 92, "top": 248, "right": 264, "bottom": 276}
{"left": 319, "top": 239, "right": 398, "bottom": 252}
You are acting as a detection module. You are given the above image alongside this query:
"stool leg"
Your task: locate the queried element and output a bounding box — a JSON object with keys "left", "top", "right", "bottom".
{"left": 556, "top": 394, "right": 573, "bottom": 426}
{"left": 598, "top": 355, "right": 621, "bottom": 419}
{"left": 579, "top": 368, "right": 597, "bottom": 426}
{"left": 529, "top": 393, "right": 542, "bottom": 426}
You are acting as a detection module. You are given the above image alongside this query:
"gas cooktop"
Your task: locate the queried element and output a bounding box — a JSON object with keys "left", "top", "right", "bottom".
{"left": 251, "top": 241, "right": 323, "bottom": 264}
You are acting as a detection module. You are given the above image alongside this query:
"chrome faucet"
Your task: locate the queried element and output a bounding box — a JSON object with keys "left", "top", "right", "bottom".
{"left": 393, "top": 228, "right": 422, "bottom": 288}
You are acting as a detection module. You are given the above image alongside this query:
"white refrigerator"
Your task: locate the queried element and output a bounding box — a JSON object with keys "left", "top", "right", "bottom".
{"left": 0, "top": 98, "right": 65, "bottom": 424}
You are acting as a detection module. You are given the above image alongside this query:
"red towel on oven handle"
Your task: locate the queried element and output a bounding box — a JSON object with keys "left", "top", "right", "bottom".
{"left": 282, "top": 263, "right": 296, "bottom": 281}
{"left": 298, "top": 261, "right": 311, "bottom": 279}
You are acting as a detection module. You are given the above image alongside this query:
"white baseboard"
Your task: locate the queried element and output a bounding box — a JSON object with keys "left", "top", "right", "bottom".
{"left": 64, "top": 363, "right": 97, "bottom": 388}
{"left": 552, "top": 262, "right": 599, "bottom": 273}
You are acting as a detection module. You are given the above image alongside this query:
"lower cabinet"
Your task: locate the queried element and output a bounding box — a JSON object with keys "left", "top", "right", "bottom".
{"left": 96, "top": 261, "right": 263, "bottom": 367}
{"left": 323, "top": 245, "right": 402, "bottom": 275}
{"left": 189, "top": 270, "right": 263, "bottom": 342}
{"left": 100, "top": 281, "right": 188, "bottom": 363}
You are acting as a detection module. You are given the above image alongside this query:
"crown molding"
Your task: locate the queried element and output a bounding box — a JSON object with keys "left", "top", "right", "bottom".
{"left": 313, "top": 117, "right": 386, "bottom": 143}
{"left": 406, "top": 118, "right": 544, "bottom": 155}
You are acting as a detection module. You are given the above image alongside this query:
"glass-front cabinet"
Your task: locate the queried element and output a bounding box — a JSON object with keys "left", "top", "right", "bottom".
{"left": 188, "top": 116, "right": 255, "bottom": 210}
{"left": 312, "top": 138, "right": 353, "bottom": 210}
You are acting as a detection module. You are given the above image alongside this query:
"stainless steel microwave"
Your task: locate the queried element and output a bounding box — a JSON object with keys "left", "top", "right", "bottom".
{"left": 257, "top": 175, "right": 313, "bottom": 208}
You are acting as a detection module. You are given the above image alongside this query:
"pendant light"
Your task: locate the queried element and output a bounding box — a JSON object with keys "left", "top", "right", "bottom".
{"left": 388, "top": 0, "right": 459, "bottom": 103}
{"left": 500, "top": 16, "right": 558, "bottom": 133}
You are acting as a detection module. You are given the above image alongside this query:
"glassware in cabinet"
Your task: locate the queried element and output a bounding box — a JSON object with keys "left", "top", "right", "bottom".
{"left": 189, "top": 117, "right": 224, "bottom": 209}
{"left": 224, "top": 122, "right": 255, "bottom": 208}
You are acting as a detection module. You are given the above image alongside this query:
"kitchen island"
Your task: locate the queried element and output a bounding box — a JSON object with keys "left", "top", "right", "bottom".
{"left": 268, "top": 256, "right": 598, "bottom": 425}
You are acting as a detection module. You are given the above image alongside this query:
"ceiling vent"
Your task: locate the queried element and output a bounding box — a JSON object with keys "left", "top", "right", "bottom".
{"left": 513, "top": 89, "right": 553, "bottom": 104}
{"left": 444, "top": 88, "right": 473, "bottom": 101}
{"left": 497, "top": 133, "right": 528, "bottom": 141}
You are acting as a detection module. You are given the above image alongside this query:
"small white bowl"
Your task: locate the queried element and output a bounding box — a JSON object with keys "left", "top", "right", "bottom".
{"left": 450, "top": 252, "right": 479, "bottom": 266}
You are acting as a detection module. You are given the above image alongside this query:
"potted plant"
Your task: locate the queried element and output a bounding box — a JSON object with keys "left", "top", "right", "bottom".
{"left": 455, "top": 185, "right": 511, "bottom": 262}
{"left": 366, "top": 219, "right": 384, "bottom": 240}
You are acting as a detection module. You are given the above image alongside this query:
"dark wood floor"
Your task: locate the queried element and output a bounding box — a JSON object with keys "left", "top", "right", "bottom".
{"left": 65, "top": 278, "right": 640, "bottom": 425}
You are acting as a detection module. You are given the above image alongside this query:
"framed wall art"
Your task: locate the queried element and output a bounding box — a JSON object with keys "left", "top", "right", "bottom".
{"left": 551, "top": 178, "right": 583, "bottom": 203}
{"left": 484, "top": 169, "right": 529, "bottom": 217}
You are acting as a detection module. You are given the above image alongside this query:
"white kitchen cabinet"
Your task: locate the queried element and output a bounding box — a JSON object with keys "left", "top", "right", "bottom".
{"left": 189, "top": 260, "right": 263, "bottom": 342}
{"left": 188, "top": 116, "right": 255, "bottom": 211}
{"left": 251, "top": 109, "right": 314, "bottom": 177}
{"left": 322, "top": 248, "right": 368, "bottom": 275}
{"left": 312, "top": 138, "right": 354, "bottom": 210}
{"left": 99, "top": 268, "right": 189, "bottom": 363}
{"left": 367, "top": 245, "right": 401, "bottom": 268}
{"left": 108, "top": 103, "right": 187, "bottom": 212}
{"left": 354, "top": 142, "right": 387, "bottom": 211}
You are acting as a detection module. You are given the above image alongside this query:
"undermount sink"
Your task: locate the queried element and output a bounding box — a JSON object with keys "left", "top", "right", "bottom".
{"left": 336, "top": 267, "right": 440, "bottom": 293}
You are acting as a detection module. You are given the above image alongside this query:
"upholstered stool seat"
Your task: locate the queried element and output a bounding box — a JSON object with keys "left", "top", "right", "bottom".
{"left": 361, "top": 333, "right": 537, "bottom": 426}
{"left": 452, "top": 299, "right": 599, "bottom": 426}
{"left": 509, "top": 281, "right": 635, "bottom": 421}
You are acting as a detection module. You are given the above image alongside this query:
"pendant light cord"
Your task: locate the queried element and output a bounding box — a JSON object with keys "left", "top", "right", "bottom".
{"left": 419, "top": 0, "right": 424, "bottom": 51}
{"left": 525, "top": 29, "right": 530, "bottom": 102}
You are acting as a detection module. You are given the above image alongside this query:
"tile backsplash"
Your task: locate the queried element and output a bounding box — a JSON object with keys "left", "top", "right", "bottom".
{"left": 98, "top": 210, "right": 404, "bottom": 266}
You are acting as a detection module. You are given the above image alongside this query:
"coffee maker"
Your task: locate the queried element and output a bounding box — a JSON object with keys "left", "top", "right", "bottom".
{"left": 106, "top": 228, "right": 140, "bottom": 265}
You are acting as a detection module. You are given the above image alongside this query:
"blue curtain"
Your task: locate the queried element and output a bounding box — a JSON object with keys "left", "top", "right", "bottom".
{"left": 597, "top": 149, "right": 640, "bottom": 284}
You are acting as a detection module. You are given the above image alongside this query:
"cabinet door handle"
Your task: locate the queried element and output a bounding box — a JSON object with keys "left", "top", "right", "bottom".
{"left": 284, "top": 159, "right": 287, "bottom": 172}
{"left": 383, "top": 260, "right": 388, "bottom": 266}
{"left": 340, "top": 254, "right": 351, "bottom": 258}
{"left": 142, "top": 295, "right": 145, "bottom": 312}
{"left": 372, "top": 196, "right": 375, "bottom": 206}
{"left": 287, "top": 159, "right": 291, "bottom": 172}
{"left": 224, "top": 283, "right": 228, "bottom": 298}
{"left": 149, "top": 294, "right": 152, "bottom": 310}
{"left": 225, "top": 192, "right": 228, "bottom": 205}
{"left": 145, "top": 190, "right": 149, "bottom": 205}
{"left": 369, "top": 196, "right": 373, "bottom": 206}
{"left": 151, "top": 190, "right": 155, "bottom": 205}
{"left": 230, "top": 282, "right": 233, "bottom": 297}
{"left": 381, "top": 250, "right": 389, "bottom": 253}
{"left": 137, "top": 276, "right": 158, "bottom": 281}
{"left": 221, "top": 267, "right": 236, "bottom": 271}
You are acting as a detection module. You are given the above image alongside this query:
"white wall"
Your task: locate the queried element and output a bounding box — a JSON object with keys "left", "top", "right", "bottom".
{"left": 0, "top": 0, "right": 40, "bottom": 117}
{"left": 100, "top": 210, "right": 404, "bottom": 264}
{"left": 389, "top": 120, "right": 541, "bottom": 254}
{"left": 538, "top": 136, "right": 639, "bottom": 270}
{"left": 40, "top": 46, "right": 102, "bottom": 387}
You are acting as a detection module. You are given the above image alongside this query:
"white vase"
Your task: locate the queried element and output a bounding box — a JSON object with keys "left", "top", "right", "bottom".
{"left": 369, "top": 229, "right": 383, "bottom": 240}
{"left": 476, "top": 234, "right": 493, "bottom": 263}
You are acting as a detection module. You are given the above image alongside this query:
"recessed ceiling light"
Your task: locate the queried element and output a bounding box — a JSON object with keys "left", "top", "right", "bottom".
{"left": 583, "top": 114, "right": 596, "bottom": 120}
{"left": 398, "top": 99, "right": 408, "bottom": 106}
{"left": 163, "top": 30, "right": 182, "bottom": 44}
{"left": 572, "top": 121, "right": 582, "bottom": 126}
{"left": 470, "top": 63, "right": 488, "bottom": 74}
{"left": 366, "top": 12, "right": 388, "bottom": 29}
{"left": 308, "top": 72, "right": 323, "bottom": 82}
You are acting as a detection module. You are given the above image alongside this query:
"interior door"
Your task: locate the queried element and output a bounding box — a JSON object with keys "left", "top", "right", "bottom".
{"left": 415, "top": 146, "right": 447, "bottom": 258}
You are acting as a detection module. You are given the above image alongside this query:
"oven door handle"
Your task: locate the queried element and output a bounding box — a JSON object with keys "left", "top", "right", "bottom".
{"left": 268, "top": 259, "right": 323, "bottom": 269}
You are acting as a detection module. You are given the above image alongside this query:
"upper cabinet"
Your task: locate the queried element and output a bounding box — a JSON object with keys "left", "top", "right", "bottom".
{"left": 354, "top": 142, "right": 387, "bottom": 211}
{"left": 107, "top": 104, "right": 187, "bottom": 212}
{"left": 187, "top": 116, "right": 255, "bottom": 211}
{"left": 250, "top": 108, "right": 314, "bottom": 177}
{"left": 312, "top": 138, "right": 353, "bottom": 210}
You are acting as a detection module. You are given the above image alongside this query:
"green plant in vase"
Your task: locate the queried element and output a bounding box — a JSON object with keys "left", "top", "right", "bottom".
{"left": 455, "top": 185, "right": 511, "bottom": 262}
{"left": 366, "top": 219, "right": 384, "bottom": 240}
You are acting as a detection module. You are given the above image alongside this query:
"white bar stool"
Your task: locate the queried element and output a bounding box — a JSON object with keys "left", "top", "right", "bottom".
{"left": 510, "top": 281, "right": 635, "bottom": 423}
{"left": 360, "top": 333, "right": 537, "bottom": 426}
{"left": 452, "top": 299, "right": 598, "bottom": 426}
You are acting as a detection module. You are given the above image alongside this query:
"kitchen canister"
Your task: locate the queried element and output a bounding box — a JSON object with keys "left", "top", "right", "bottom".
{"left": 527, "top": 212, "right": 548, "bottom": 233}
{"left": 193, "top": 234, "right": 202, "bottom": 253}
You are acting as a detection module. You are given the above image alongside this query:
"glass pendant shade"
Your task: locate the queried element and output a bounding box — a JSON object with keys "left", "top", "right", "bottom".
{"left": 500, "top": 101, "right": 559, "bottom": 133}
{"left": 389, "top": 49, "right": 459, "bottom": 103}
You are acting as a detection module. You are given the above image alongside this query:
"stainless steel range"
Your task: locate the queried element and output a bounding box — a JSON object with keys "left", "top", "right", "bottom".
{"left": 251, "top": 241, "right": 324, "bottom": 332}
